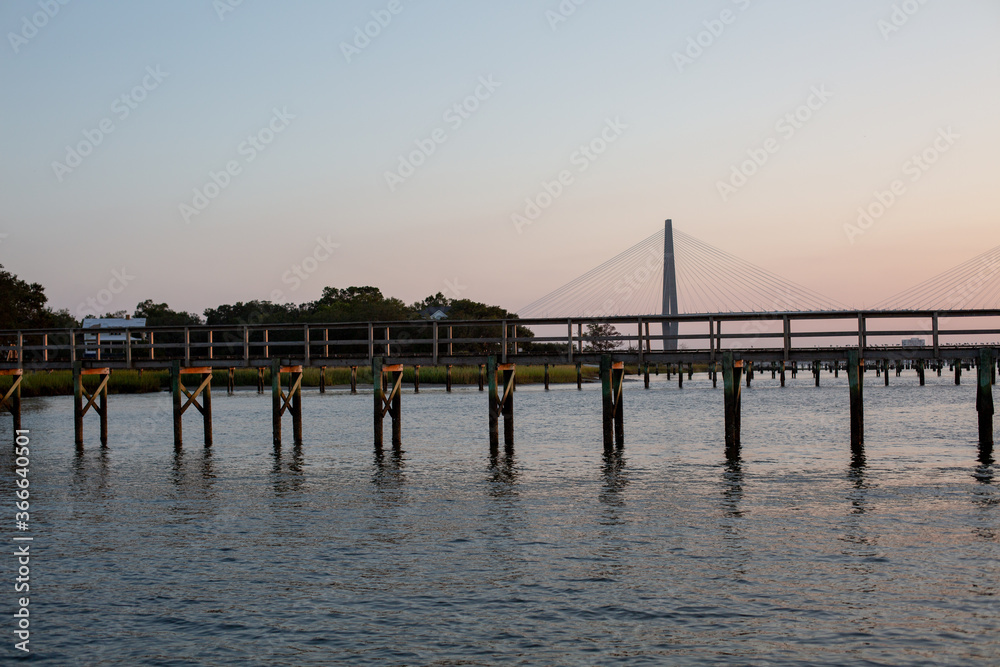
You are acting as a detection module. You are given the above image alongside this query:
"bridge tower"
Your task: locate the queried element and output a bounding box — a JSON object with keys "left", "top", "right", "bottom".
{"left": 662, "top": 219, "right": 679, "bottom": 350}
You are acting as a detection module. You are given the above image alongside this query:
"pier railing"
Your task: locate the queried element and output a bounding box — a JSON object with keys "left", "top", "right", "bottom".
{"left": 2, "top": 309, "right": 999, "bottom": 371}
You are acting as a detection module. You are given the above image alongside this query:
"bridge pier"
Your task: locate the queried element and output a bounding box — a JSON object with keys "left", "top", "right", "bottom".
{"left": 487, "top": 357, "right": 515, "bottom": 449}
{"left": 272, "top": 360, "right": 302, "bottom": 446}
{"left": 601, "top": 356, "right": 624, "bottom": 449}
{"left": 722, "top": 351, "right": 742, "bottom": 455}
{"left": 0, "top": 369, "right": 23, "bottom": 433}
{"left": 73, "top": 363, "right": 109, "bottom": 446}
{"left": 372, "top": 357, "right": 402, "bottom": 449}
{"left": 847, "top": 350, "right": 863, "bottom": 449}
{"left": 978, "top": 348, "right": 994, "bottom": 449}
{"left": 171, "top": 362, "right": 213, "bottom": 447}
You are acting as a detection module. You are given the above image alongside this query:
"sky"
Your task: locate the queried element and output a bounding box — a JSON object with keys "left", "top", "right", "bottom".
{"left": 1, "top": 0, "right": 998, "bottom": 320}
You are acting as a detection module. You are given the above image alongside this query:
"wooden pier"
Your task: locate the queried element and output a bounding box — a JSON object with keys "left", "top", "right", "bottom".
{"left": 1, "top": 309, "right": 997, "bottom": 457}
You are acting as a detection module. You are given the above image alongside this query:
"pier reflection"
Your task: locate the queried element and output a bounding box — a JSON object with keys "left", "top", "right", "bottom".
{"left": 371, "top": 443, "right": 406, "bottom": 496}
{"left": 487, "top": 442, "right": 519, "bottom": 498}
{"left": 599, "top": 447, "right": 628, "bottom": 510}
{"left": 720, "top": 455, "right": 744, "bottom": 519}
{"left": 270, "top": 442, "right": 304, "bottom": 497}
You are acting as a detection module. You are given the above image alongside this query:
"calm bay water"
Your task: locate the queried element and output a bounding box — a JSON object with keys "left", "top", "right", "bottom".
{"left": 2, "top": 370, "right": 998, "bottom": 665}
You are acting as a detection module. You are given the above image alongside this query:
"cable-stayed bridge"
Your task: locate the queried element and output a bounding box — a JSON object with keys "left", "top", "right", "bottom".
{"left": 519, "top": 220, "right": 1000, "bottom": 317}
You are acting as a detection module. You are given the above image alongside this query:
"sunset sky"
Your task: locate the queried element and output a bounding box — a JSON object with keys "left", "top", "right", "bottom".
{"left": 2, "top": 0, "right": 997, "bottom": 319}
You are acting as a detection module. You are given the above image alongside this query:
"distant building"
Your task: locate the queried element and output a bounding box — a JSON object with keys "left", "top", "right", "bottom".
{"left": 902, "top": 337, "right": 926, "bottom": 346}
{"left": 81, "top": 316, "right": 146, "bottom": 357}
{"left": 420, "top": 306, "right": 451, "bottom": 320}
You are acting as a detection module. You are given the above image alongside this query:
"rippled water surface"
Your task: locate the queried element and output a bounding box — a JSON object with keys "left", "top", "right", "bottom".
{"left": 2, "top": 370, "right": 998, "bottom": 665}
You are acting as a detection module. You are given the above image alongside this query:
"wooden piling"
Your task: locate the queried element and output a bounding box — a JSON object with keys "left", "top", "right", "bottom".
{"left": 446, "top": 365, "right": 452, "bottom": 393}
{"left": 227, "top": 367, "right": 235, "bottom": 394}
{"left": 977, "top": 348, "right": 994, "bottom": 448}
{"left": 414, "top": 365, "right": 420, "bottom": 393}
{"left": 0, "top": 369, "right": 23, "bottom": 433}
{"left": 883, "top": 359, "right": 889, "bottom": 386}
{"left": 847, "top": 349, "right": 864, "bottom": 448}
{"left": 350, "top": 366, "right": 357, "bottom": 394}
{"left": 746, "top": 361, "right": 752, "bottom": 388}
{"left": 722, "top": 351, "right": 742, "bottom": 454}
{"left": 479, "top": 364, "right": 484, "bottom": 392}
{"left": 73, "top": 362, "right": 110, "bottom": 446}
{"left": 544, "top": 364, "right": 550, "bottom": 390}
{"left": 678, "top": 363, "right": 683, "bottom": 388}
{"left": 319, "top": 366, "right": 326, "bottom": 394}
{"left": 372, "top": 357, "right": 403, "bottom": 449}
{"left": 487, "top": 357, "right": 515, "bottom": 449}
{"left": 643, "top": 362, "right": 649, "bottom": 389}
{"left": 712, "top": 364, "right": 718, "bottom": 388}
{"left": 955, "top": 360, "right": 962, "bottom": 385}
{"left": 780, "top": 360, "right": 786, "bottom": 387}
{"left": 256, "top": 367, "right": 264, "bottom": 394}
{"left": 916, "top": 359, "right": 925, "bottom": 386}
{"left": 576, "top": 362, "right": 582, "bottom": 390}
{"left": 171, "top": 362, "right": 213, "bottom": 447}
{"left": 272, "top": 359, "right": 303, "bottom": 446}
{"left": 688, "top": 364, "right": 693, "bottom": 380}
{"left": 600, "top": 356, "right": 624, "bottom": 449}
{"left": 814, "top": 360, "right": 820, "bottom": 387}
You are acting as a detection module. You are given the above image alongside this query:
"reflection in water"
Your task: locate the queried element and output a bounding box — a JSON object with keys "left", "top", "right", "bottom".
{"left": 599, "top": 448, "right": 628, "bottom": 510}
{"left": 975, "top": 442, "right": 994, "bottom": 483}
{"left": 271, "top": 442, "right": 304, "bottom": 497}
{"left": 487, "top": 444, "right": 518, "bottom": 499}
{"left": 720, "top": 456, "right": 744, "bottom": 519}
{"left": 847, "top": 445, "right": 869, "bottom": 515}
{"left": 371, "top": 444, "right": 406, "bottom": 496}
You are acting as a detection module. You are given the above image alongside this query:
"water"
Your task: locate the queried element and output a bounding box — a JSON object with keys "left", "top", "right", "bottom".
{"left": 2, "top": 371, "right": 998, "bottom": 665}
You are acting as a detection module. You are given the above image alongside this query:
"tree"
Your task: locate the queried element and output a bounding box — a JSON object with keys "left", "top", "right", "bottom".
{"left": 584, "top": 323, "right": 620, "bottom": 352}
{"left": 134, "top": 299, "right": 202, "bottom": 326}
{"left": 0, "top": 264, "right": 74, "bottom": 329}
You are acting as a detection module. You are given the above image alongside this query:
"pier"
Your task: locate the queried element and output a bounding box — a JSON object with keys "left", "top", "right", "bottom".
{"left": 1, "top": 309, "right": 996, "bottom": 458}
